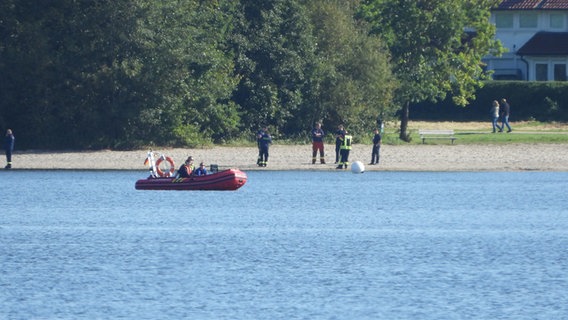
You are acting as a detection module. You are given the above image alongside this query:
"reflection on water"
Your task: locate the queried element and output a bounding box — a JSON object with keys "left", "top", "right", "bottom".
{"left": 1, "top": 170, "right": 567, "bottom": 319}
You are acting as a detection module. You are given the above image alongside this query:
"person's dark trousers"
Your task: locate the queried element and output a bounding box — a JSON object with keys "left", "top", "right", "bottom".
{"left": 258, "top": 146, "right": 269, "bottom": 166}
{"left": 335, "top": 143, "right": 341, "bottom": 163}
{"left": 336, "top": 149, "right": 349, "bottom": 169}
{"left": 371, "top": 145, "right": 380, "bottom": 164}
{"left": 5, "top": 150, "right": 12, "bottom": 168}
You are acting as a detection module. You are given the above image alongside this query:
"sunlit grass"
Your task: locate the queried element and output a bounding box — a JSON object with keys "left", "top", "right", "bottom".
{"left": 213, "top": 121, "right": 568, "bottom": 147}
{"left": 357, "top": 121, "right": 568, "bottom": 145}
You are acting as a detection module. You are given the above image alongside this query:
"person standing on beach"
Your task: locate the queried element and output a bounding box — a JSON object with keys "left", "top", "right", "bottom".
{"left": 490, "top": 100, "right": 501, "bottom": 133}
{"left": 4, "top": 129, "right": 14, "bottom": 169}
{"left": 334, "top": 124, "right": 346, "bottom": 164}
{"left": 499, "top": 98, "right": 512, "bottom": 133}
{"left": 370, "top": 128, "right": 381, "bottom": 165}
{"left": 257, "top": 126, "right": 272, "bottom": 167}
{"left": 336, "top": 130, "right": 352, "bottom": 169}
{"left": 311, "top": 122, "right": 325, "bottom": 164}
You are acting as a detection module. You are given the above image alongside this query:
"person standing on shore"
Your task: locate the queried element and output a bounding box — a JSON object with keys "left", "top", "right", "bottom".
{"left": 257, "top": 126, "right": 272, "bottom": 167}
{"left": 336, "top": 130, "right": 352, "bottom": 169}
{"left": 4, "top": 129, "right": 14, "bottom": 169}
{"left": 334, "top": 124, "right": 346, "bottom": 164}
{"left": 370, "top": 128, "right": 381, "bottom": 165}
{"left": 311, "top": 122, "right": 325, "bottom": 164}
{"left": 256, "top": 126, "right": 265, "bottom": 166}
{"left": 490, "top": 100, "right": 501, "bottom": 133}
{"left": 499, "top": 98, "right": 512, "bottom": 133}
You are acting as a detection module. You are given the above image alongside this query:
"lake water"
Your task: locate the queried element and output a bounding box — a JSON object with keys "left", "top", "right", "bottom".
{"left": 1, "top": 170, "right": 567, "bottom": 319}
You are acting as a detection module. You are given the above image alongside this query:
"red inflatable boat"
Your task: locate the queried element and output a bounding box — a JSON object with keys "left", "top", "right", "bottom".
{"left": 135, "top": 168, "right": 247, "bottom": 191}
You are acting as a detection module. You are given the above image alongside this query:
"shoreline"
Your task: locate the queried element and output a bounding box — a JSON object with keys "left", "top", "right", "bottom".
{"left": 6, "top": 143, "right": 568, "bottom": 172}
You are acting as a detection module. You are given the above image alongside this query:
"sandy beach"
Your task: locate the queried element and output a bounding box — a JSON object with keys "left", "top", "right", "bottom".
{"left": 9, "top": 143, "right": 568, "bottom": 172}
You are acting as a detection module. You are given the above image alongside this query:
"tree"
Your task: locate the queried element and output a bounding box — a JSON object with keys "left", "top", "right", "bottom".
{"left": 230, "top": 0, "right": 317, "bottom": 136}
{"left": 137, "top": 0, "right": 241, "bottom": 146}
{"left": 230, "top": 0, "right": 396, "bottom": 139}
{"left": 306, "top": 0, "right": 396, "bottom": 135}
{"left": 359, "top": 0, "right": 503, "bottom": 141}
{"left": 0, "top": 0, "right": 154, "bottom": 148}
{"left": 0, "top": 0, "right": 241, "bottom": 149}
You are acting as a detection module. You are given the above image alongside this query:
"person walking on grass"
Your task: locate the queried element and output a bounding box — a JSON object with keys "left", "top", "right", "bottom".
{"left": 491, "top": 100, "right": 501, "bottom": 133}
{"left": 4, "top": 129, "right": 14, "bottom": 169}
{"left": 311, "top": 122, "right": 325, "bottom": 164}
{"left": 499, "top": 98, "right": 512, "bottom": 133}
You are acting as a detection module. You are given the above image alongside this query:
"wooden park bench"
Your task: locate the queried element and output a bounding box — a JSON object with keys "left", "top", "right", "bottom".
{"left": 418, "top": 129, "right": 457, "bottom": 144}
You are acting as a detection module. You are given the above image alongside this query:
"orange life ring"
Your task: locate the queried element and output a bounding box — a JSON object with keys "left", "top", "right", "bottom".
{"left": 156, "top": 156, "right": 176, "bottom": 177}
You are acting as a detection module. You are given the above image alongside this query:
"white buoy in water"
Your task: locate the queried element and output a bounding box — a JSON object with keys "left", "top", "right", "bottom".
{"left": 351, "top": 161, "right": 365, "bottom": 174}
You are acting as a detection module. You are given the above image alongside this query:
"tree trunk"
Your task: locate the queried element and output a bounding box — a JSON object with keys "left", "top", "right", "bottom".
{"left": 399, "top": 102, "right": 410, "bottom": 142}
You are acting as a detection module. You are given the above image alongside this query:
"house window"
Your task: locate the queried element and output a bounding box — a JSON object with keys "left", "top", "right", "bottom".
{"left": 519, "top": 13, "right": 538, "bottom": 28}
{"left": 554, "top": 64, "right": 567, "bottom": 81}
{"left": 550, "top": 14, "right": 565, "bottom": 29}
{"left": 536, "top": 64, "right": 548, "bottom": 81}
{"left": 495, "top": 13, "right": 513, "bottom": 28}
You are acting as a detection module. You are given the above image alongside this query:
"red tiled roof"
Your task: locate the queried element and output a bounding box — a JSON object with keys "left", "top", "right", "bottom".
{"left": 541, "top": 0, "right": 568, "bottom": 9}
{"left": 517, "top": 32, "right": 568, "bottom": 55}
{"left": 496, "top": 0, "right": 568, "bottom": 9}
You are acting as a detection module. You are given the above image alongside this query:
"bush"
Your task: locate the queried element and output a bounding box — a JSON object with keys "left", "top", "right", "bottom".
{"left": 411, "top": 81, "right": 568, "bottom": 121}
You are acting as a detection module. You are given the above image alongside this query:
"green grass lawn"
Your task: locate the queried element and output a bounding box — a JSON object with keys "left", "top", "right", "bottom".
{"left": 430, "top": 131, "right": 568, "bottom": 144}
{"left": 381, "top": 121, "right": 568, "bottom": 145}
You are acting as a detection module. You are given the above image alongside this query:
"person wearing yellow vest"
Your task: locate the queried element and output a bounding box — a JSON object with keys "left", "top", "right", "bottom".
{"left": 336, "top": 131, "right": 352, "bottom": 169}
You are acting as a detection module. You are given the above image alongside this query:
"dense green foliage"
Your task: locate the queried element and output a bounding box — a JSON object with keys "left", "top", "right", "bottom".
{"left": 1, "top": 0, "right": 242, "bottom": 149}
{"left": 1, "top": 0, "right": 396, "bottom": 149}
{"left": 412, "top": 81, "right": 568, "bottom": 121}
{"left": 1, "top": 0, "right": 497, "bottom": 149}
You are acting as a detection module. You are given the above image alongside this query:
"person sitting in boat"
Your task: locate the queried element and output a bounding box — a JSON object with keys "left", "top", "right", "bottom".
{"left": 194, "top": 162, "right": 207, "bottom": 176}
{"left": 177, "top": 156, "right": 194, "bottom": 178}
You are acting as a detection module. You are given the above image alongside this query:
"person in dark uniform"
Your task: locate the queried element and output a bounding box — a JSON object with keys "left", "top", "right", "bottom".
{"left": 311, "top": 122, "right": 325, "bottom": 164}
{"left": 4, "top": 129, "right": 14, "bottom": 169}
{"left": 370, "top": 128, "right": 381, "bottom": 165}
{"left": 336, "top": 130, "right": 352, "bottom": 169}
{"left": 334, "top": 124, "right": 346, "bottom": 164}
{"left": 257, "top": 127, "right": 272, "bottom": 167}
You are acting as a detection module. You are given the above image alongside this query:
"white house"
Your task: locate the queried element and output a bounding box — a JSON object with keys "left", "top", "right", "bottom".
{"left": 484, "top": 0, "right": 568, "bottom": 81}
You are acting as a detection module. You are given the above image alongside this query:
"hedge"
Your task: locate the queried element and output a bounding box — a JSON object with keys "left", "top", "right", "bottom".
{"left": 411, "top": 81, "right": 568, "bottom": 122}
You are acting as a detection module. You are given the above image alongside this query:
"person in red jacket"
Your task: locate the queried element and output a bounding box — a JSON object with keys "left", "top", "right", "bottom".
{"left": 311, "top": 122, "right": 325, "bottom": 164}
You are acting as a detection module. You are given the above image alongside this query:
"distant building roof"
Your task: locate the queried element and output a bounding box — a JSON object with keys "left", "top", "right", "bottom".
{"left": 517, "top": 32, "right": 568, "bottom": 55}
{"left": 496, "top": 0, "right": 568, "bottom": 10}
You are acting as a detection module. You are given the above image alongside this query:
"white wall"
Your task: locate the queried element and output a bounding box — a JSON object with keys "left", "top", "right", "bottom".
{"left": 486, "top": 10, "right": 568, "bottom": 81}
